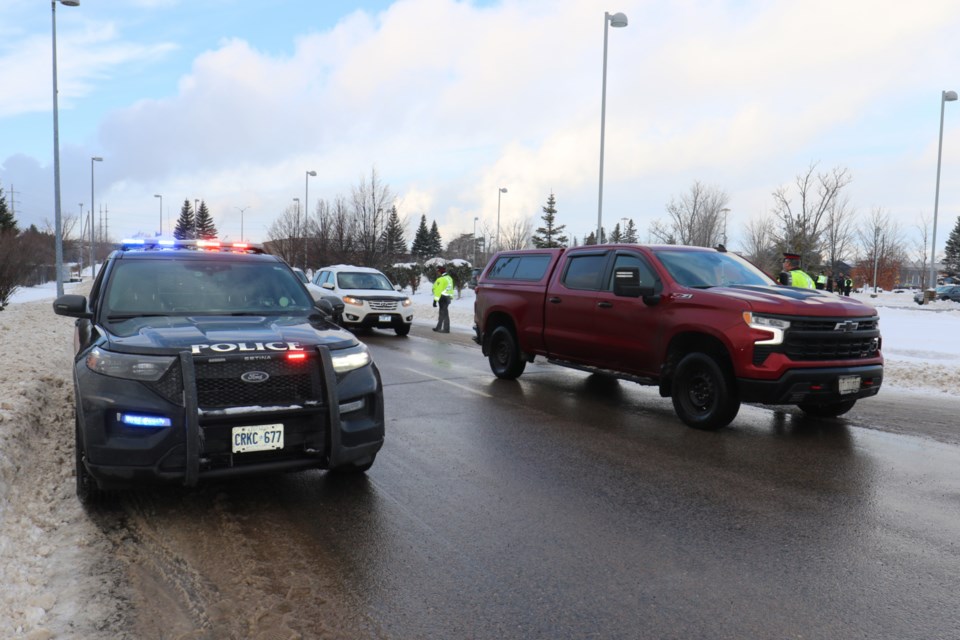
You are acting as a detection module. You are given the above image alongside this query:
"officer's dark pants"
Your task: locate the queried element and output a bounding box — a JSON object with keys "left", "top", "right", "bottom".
{"left": 435, "top": 295, "right": 450, "bottom": 332}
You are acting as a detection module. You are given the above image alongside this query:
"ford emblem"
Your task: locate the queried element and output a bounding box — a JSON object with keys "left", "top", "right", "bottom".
{"left": 241, "top": 371, "right": 270, "bottom": 384}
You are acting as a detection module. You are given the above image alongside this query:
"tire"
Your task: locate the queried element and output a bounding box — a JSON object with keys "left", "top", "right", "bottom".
{"left": 671, "top": 352, "right": 740, "bottom": 430}
{"left": 797, "top": 398, "right": 857, "bottom": 418}
{"left": 75, "top": 418, "right": 107, "bottom": 505}
{"left": 488, "top": 326, "right": 526, "bottom": 379}
{"left": 394, "top": 323, "right": 411, "bottom": 337}
{"left": 330, "top": 454, "right": 376, "bottom": 474}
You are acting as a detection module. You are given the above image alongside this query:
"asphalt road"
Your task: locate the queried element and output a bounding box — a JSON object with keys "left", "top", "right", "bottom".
{"left": 102, "top": 326, "right": 960, "bottom": 639}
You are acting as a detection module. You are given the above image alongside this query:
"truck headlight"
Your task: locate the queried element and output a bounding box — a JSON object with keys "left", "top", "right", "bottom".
{"left": 330, "top": 344, "right": 371, "bottom": 373}
{"left": 86, "top": 347, "right": 176, "bottom": 381}
{"left": 742, "top": 312, "right": 790, "bottom": 346}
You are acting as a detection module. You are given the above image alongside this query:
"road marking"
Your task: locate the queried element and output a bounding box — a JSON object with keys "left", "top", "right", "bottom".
{"left": 404, "top": 367, "right": 495, "bottom": 398}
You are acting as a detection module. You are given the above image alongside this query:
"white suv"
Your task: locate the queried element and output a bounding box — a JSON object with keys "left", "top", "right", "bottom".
{"left": 307, "top": 265, "right": 413, "bottom": 336}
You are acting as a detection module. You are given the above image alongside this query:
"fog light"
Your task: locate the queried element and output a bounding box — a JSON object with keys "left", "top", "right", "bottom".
{"left": 118, "top": 412, "right": 172, "bottom": 428}
{"left": 339, "top": 399, "right": 365, "bottom": 414}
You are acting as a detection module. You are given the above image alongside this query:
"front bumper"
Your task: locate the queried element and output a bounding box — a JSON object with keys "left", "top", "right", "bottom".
{"left": 75, "top": 347, "right": 384, "bottom": 489}
{"left": 737, "top": 364, "right": 883, "bottom": 405}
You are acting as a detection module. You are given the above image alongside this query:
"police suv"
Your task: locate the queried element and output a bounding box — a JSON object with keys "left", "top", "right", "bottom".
{"left": 53, "top": 238, "right": 384, "bottom": 503}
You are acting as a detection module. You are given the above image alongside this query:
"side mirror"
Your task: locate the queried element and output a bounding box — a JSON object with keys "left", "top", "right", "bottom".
{"left": 53, "top": 294, "right": 91, "bottom": 319}
{"left": 321, "top": 282, "right": 334, "bottom": 290}
{"left": 612, "top": 266, "right": 658, "bottom": 304}
{"left": 315, "top": 298, "right": 335, "bottom": 316}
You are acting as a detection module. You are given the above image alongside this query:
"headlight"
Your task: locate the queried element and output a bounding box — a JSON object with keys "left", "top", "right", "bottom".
{"left": 401, "top": 298, "right": 412, "bottom": 307}
{"left": 742, "top": 312, "right": 790, "bottom": 346}
{"left": 86, "top": 347, "right": 176, "bottom": 381}
{"left": 330, "top": 344, "right": 371, "bottom": 373}
{"left": 342, "top": 295, "right": 364, "bottom": 307}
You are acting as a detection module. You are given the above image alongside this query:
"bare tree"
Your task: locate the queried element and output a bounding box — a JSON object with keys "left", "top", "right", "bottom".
{"left": 266, "top": 204, "right": 305, "bottom": 267}
{"left": 770, "top": 163, "right": 852, "bottom": 267}
{"left": 912, "top": 213, "right": 932, "bottom": 289}
{"left": 500, "top": 218, "right": 532, "bottom": 250}
{"left": 351, "top": 167, "right": 393, "bottom": 267}
{"left": 741, "top": 216, "right": 778, "bottom": 275}
{"left": 854, "top": 208, "right": 907, "bottom": 291}
{"left": 821, "top": 191, "right": 857, "bottom": 273}
{"left": 650, "top": 181, "right": 730, "bottom": 247}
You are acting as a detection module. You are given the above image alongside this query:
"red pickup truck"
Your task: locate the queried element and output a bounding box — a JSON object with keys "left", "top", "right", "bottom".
{"left": 473, "top": 244, "right": 883, "bottom": 430}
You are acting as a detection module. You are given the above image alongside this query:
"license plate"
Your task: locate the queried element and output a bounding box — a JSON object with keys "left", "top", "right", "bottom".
{"left": 838, "top": 376, "right": 860, "bottom": 395}
{"left": 379, "top": 314, "right": 392, "bottom": 323}
{"left": 232, "top": 424, "right": 284, "bottom": 453}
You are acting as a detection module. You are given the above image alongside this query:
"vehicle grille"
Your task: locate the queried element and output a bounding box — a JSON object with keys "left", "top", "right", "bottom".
{"left": 367, "top": 299, "right": 398, "bottom": 311}
{"left": 146, "top": 362, "right": 184, "bottom": 405}
{"left": 194, "top": 355, "right": 322, "bottom": 409}
{"left": 753, "top": 315, "right": 881, "bottom": 365}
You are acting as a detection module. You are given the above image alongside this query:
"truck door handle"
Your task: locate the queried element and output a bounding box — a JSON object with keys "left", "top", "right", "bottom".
{"left": 597, "top": 301, "right": 613, "bottom": 308}
{"left": 548, "top": 297, "right": 562, "bottom": 304}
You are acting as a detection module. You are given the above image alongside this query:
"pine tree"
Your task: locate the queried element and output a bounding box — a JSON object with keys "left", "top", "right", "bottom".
{"left": 381, "top": 206, "right": 407, "bottom": 259}
{"left": 609, "top": 223, "right": 623, "bottom": 243}
{"left": 0, "top": 184, "right": 16, "bottom": 235}
{"left": 174, "top": 200, "right": 196, "bottom": 240}
{"left": 411, "top": 215, "right": 432, "bottom": 260}
{"left": 943, "top": 215, "right": 960, "bottom": 276}
{"left": 531, "top": 193, "right": 568, "bottom": 248}
{"left": 428, "top": 220, "right": 443, "bottom": 257}
{"left": 194, "top": 200, "right": 218, "bottom": 239}
{"left": 623, "top": 219, "right": 638, "bottom": 243}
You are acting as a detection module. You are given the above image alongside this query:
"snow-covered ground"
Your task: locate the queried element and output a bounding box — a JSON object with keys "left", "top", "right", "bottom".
{"left": 0, "top": 280, "right": 958, "bottom": 637}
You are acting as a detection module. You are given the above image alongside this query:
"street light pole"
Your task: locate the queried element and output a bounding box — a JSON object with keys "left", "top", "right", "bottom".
{"left": 929, "top": 89, "right": 957, "bottom": 295}
{"left": 496, "top": 187, "right": 507, "bottom": 252}
{"left": 194, "top": 198, "right": 199, "bottom": 238}
{"left": 596, "top": 10, "right": 628, "bottom": 244}
{"left": 51, "top": 0, "right": 80, "bottom": 296}
{"left": 235, "top": 206, "right": 250, "bottom": 242}
{"left": 305, "top": 170, "right": 316, "bottom": 270}
{"left": 154, "top": 194, "right": 162, "bottom": 236}
{"left": 90, "top": 156, "right": 102, "bottom": 278}
{"left": 720, "top": 207, "right": 731, "bottom": 246}
{"left": 473, "top": 216, "right": 479, "bottom": 266}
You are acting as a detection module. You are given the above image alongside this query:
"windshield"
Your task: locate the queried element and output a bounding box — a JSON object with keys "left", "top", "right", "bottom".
{"left": 336, "top": 271, "right": 395, "bottom": 291}
{"left": 103, "top": 259, "right": 315, "bottom": 318}
{"left": 653, "top": 249, "right": 774, "bottom": 288}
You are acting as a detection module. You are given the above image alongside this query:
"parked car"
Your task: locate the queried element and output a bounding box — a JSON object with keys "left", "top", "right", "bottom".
{"left": 914, "top": 285, "right": 960, "bottom": 304}
{"left": 307, "top": 265, "right": 413, "bottom": 336}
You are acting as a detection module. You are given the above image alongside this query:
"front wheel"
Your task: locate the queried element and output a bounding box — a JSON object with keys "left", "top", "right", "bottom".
{"left": 488, "top": 326, "right": 526, "bottom": 379}
{"left": 394, "top": 323, "right": 411, "bottom": 337}
{"left": 797, "top": 399, "right": 857, "bottom": 418}
{"left": 671, "top": 352, "right": 740, "bottom": 430}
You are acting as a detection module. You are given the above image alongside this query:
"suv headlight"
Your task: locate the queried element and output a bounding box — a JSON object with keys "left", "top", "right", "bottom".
{"left": 401, "top": 297, "right": 412, "bottom": 307}
{"left": 742, "top": 312, "right": 790, "bottom": 346}
{"left": 330, "top": 344, "right": 371, "bottom": 373}
{"left": 342, "top": 295, "right": 364, "bottom": 307}
{"left": 86, "top": 347, "right": 176, "bottom": 381}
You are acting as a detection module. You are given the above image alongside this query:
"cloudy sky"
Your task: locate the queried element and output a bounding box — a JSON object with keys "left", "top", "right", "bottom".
{"left": 2, "top": 0, "right": 960, "bottom": 252}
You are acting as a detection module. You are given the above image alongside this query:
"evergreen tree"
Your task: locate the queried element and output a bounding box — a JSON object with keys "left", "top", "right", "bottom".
{"left": 428, "top": 220, "right": 443, "bottom": 257}
{"left": 194, "top": 200, "right": 218, "bottom": 239}
{"left": 623, "top": 219, "right": 638, "bottom": 243}
{"left": 943, "top": 215, "right": 960, "bottom": 276}
{"left": 411, "top": 214, "right": 432, "bottom": 260}
{"left": 609, "top": 223, "right": 623, "bottom": 243}
{"left": 174, "top": 200, "right": 196, "bottom": 239}
{"left": 381, "top": 206, "right": 407, "bottom": 259}
{"left": 0, "top": 184, "right": 15, "bottom": 235}
{"left": 531, "top": 193, "right": 568, "bottom": 248}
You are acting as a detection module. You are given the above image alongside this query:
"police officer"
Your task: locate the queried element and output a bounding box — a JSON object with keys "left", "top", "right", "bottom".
{"left": 778, "top": 253, "right": 815, "bottom": 289}
{"left": 816, "top": 271, "right": 827, "bottom": 290}
{"left": 432, "top": 265, "right": 454, "bottom": 333}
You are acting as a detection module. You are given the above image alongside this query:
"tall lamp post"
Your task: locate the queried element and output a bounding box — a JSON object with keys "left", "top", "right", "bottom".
{"left": 194, "top": 198, "right": 199, "bottom": 238}
{"left": 235, "top": 206, "right": 250, "bottom": 242}
{"left": 293, "top": 197, "right": 301, "bottom": 266}
{"left": 154, "top": 194, "right": 162, "bottom": 236}
{"left": 720, "top": 208, "right": 731, "bottom": 246}
{"left": 496, "top": 187, "right": 507, "bottom": 252}
{"left": 473, "top": 216, "right": 479, "bottom": 266}
{"left": 89, "top": 156, "right": 102, "bottom": 278}
{"left": 596, "top": 10, "right": 628, "bottom": 244}
{"left": 929, "top": 89, "right": 957, "bottom": 295}
{"left": 304, "top": 170, "right": 316, "bottom": 270}
{"left": 51, "top": 0, "right": 80, "bottom": 296}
